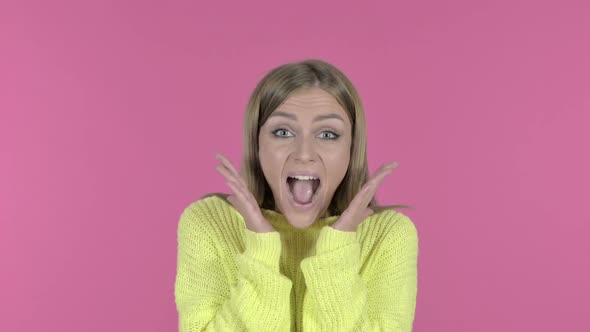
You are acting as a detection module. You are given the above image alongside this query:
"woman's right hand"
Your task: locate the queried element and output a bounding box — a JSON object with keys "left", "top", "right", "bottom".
{"left": 215, "top": 153, "right": 276, "bottom": 233}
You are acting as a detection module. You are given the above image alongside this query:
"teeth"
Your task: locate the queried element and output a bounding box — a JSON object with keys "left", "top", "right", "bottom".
{"left": 289, "top": 175, "right": 318, "bottom": 181}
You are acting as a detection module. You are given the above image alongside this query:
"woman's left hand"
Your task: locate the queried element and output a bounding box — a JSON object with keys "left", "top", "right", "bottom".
{"left": 330, "top": 161, "right": 399, "bottom": 232}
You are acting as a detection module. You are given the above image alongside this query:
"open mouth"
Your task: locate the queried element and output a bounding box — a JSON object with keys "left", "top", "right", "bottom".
{"left": 286, "top": 176, "right": 321, "bottom": 207}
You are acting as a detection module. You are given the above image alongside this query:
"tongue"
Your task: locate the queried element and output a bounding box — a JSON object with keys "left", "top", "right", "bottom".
{"left": 291, "top": 179, "right": 314, "bottom": 204}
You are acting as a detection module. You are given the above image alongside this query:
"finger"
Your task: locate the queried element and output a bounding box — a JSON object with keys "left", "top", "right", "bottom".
{"left": 358, "top": 185, "right": 378, "bottom": 211}
{"left": 226, "top": 182, "right": 247, "bottom": 209}
{"left": 384, "top": 161, "right": 399, "bottom": 169}
{"left": 372, "top": 162, "right": 397, "bottom": 177}
{"left": 216, "top": 154, "right": 247, "bottom": 186}
{"left": 370, "top": 169, "right": 392, "bottom": 195}
{"left": 348, "top": 171, "right": 382, "bottom": 211}
{"left": 367, "top": 168, "right": 393, "bottom": 197}
{"left": 355, "top": 165, "right": 395, "bottom": 208}
{"left": 374, "top": 165, "right": 395, "bottom": 184}
{"left": 370, "top": 162, "right": 397, "bottom": 186}
{"left": 216, "top": 154, "right": 241, "bottom": 179}
{"left": 348, "top": 183, "right": 376, "bottom": 214}
{"left": 216, "top": 164, "right": 240, "bottom": 185}
{"left": 226, "top": 194, "right": 236, "bottom": 207}
{"left": 226, "top": 180, "right": 248, "bottom": 202}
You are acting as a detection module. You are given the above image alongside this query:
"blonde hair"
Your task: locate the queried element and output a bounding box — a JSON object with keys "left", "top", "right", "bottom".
{"left": 206, "top": 59, "right": 412, "bottom": 216}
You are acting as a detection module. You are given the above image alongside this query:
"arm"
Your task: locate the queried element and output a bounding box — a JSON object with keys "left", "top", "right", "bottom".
{"left": 300, "top": 214, "right": 419, "bottom": 331}
{"left": 174, "top": 205, "right": 293, "bottom": 332}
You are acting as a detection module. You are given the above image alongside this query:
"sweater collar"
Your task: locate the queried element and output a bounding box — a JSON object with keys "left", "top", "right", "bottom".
{"left": 260, "top": 208, "right": 340, "bottom": 233}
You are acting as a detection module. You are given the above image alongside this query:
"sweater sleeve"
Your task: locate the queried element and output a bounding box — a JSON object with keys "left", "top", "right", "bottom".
{"left": 174, "top": 204, "right": 293, "bottom": 332}
{"left": 299, "top": 214, "right": 419, "bottom": 332}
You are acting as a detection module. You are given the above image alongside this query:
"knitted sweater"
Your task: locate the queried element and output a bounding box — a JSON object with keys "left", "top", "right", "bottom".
{"left": 174, "top": 195, "right": 418, "bottom": 332}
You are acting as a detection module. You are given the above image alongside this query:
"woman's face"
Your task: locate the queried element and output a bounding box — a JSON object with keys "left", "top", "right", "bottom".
{"left": 258, "top": 87, "right": 352, "bottom": 228}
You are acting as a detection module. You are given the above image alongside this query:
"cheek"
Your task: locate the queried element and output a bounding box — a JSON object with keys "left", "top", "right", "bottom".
{"left": 322, "top": 138, "right": 350, "bottom": 159}
{"left": 326, "top": 153, "right": 350, "bottom": 176}
{"left": 323, "top": 142, "right": 351, "bottom": 184}
{"left": 258, "top": 138, "right": 284, "bottom": 186}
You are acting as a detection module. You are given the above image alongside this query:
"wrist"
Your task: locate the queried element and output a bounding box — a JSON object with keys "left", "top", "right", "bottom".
{"left": 330, "top": 222, "right": 357, "bottom": 232}
{"left": 246, "top": 220, "right": 276, "bottom": 233}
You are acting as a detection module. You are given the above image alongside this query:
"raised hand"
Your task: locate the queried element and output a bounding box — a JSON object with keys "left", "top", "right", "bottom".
{"left": 330, "top": 161, "right": 399, "bottom": 232}
{"left": 215, "top": 153, "right": 276, "bottom": 233}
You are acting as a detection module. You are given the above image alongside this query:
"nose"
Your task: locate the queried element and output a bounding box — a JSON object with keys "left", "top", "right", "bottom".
{"left": 293, "top": 135, "right": 316, "bottom": 163}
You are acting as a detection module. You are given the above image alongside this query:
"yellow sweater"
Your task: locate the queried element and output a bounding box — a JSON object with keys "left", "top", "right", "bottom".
{"left": 174, "top": 195, "right": 418, "bottom": 331}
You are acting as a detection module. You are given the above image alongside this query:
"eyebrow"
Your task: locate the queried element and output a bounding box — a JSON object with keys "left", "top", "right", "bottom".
{"left": 269, "top": 111, "right": 345, "bottom": 123}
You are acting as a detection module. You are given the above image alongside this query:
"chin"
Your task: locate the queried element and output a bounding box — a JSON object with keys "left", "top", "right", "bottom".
{"left": 273, "top": 180, "right": 334, "bottom": 227}
{"left": 284, "top": 212, "right": 318, "bottom": 229}
{"left": 283, "top": 196, "right": 332, "bottom": 229}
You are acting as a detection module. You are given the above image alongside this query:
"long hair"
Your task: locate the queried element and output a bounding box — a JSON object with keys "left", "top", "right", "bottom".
{"left": 206, "top": 59, "right": 412, "bottom": 216}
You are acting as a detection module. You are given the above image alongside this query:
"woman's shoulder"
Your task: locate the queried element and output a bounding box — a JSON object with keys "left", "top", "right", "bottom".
{"left": 178, "top": 193, "right": 241, "bottom": 235}
{"left": 183, "top": 193, "right": 232, "bottom": 214}
{"left": 362, "top": 207, "right": 419, "bottom": 245}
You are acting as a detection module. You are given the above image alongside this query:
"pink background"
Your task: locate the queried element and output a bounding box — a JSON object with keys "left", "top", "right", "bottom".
{"left": 1, "top": 0, "right": 589, "bottom": 331}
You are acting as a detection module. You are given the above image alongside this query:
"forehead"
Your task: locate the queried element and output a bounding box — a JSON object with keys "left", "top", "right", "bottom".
{"left": 274, "top": 87, "right": 348, "bottom": 120}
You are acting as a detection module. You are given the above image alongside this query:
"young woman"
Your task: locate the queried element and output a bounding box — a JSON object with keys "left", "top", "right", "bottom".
{"left": 175, "top": 59, "right": 419, "bottom": 331}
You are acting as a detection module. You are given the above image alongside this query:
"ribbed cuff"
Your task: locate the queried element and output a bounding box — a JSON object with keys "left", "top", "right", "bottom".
{"left": 301, "top": 237, "right": 361, "bottom": 276}
{"left": 243, "top": 228, "right": 282, "bottom": 271}
{"left": 315, "top": 226, "right": 358, "bottom": 254}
